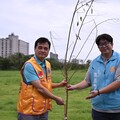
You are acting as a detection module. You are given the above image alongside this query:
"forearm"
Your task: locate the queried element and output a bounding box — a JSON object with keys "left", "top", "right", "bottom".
{"left": 99, "top": 81, "right": 120, "bottom": 94}
{"left": 52, "top": 83, "right": 61, "bottom": 88}
{"left": 86, "top": 81, "right": 120, "bottom": 99}
{"left": 37, "top": 85, "right": 58, "bottom": 100}
{"left": 52, "top": 80, "right": 67, "bottom": 88}
{"left": 31, "top": 80, "right": 57, "bottom": 100}
{"left": 75, "top": 80, "right": 90, "bottom": 90}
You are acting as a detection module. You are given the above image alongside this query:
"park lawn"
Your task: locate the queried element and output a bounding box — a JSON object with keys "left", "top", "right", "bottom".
{"left": 0, "top": 70, "right": 92, "bottom": 120}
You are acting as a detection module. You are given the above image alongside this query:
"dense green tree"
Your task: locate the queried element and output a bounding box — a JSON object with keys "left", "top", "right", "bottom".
{"left": 0, "top": 54, "right": 89, "bottom": 70}
{"left": 1, "top": 58, "right": 11, "bottom": 70}
{"left": 0, "top": 53, "right": 32, "bottom": 70}
{"left": 47, "top": 58, "right": 64, "bottom": 70}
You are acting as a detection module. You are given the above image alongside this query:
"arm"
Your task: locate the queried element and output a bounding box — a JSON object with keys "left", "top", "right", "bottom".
{"left": 23, "top": 63, "right": 64, "bottom": 105}
{"left": 86, "top": 81, "right": 120, "bottom": 99}
{"left": 67, "top": 80, "right": 90, "bottom": 91}
{"left": 31, "top": 80, "right": 64, "bottom": 105}
{"left": 99, "top": 64, "right": 120, "bottom": 94}
{"left": 86, "top": 64, "right": 120, "bottom": 99}
{"left": 99, "top": 81, "right": 120, "bottom": 94}
{"left": 52, "top": 80, "right": 67, "bottom": 88}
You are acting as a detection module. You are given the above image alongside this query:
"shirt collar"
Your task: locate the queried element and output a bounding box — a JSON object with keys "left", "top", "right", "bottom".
{"left": 34, "top": 55, "right": 46, "bottom": 66}
{"left": 97, "top": 50, "right": 115, "bottom": 63}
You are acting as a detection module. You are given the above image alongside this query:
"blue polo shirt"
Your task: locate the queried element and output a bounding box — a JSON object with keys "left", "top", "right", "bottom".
{"left": 23, "top": 55, "right": 46, "bottom": 83}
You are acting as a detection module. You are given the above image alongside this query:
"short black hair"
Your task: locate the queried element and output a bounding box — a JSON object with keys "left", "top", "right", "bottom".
{"left": 34, "top": 37, "right": 51, "bottom": 49}
{"left": 96, "top": 33, "right": 113, "bottom": 46}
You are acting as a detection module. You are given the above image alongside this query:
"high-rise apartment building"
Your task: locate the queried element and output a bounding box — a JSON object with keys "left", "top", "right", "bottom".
{"left": 0, "top": 33, "right": 29, "bottom": 57}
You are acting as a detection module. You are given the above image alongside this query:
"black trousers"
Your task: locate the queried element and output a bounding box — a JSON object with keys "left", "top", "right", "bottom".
{"left": 92, "top": 109, "right": 120, "bottom": 120}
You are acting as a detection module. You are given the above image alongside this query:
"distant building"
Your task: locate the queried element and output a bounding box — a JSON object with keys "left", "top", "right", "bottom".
{"left": 59, "top": 59, "right": 65, "bottom": 63}
{"left": 71, "top": 58, "right": 79, "bottom": 64}
{"left": 0, "top": 33, "right": 29, "bottom": 57}
{"left": 50, "top": 52, "right": 58, "bottom": 60}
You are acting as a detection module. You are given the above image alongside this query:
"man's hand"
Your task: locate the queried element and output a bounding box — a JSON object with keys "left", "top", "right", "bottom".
{"left": 67, "top": 84, "right": 76, "bottom": 91}
{"left": 86, "top": 90, "right": 99, "bottom": 99}
{"left": 59, "top": 80, "right": 67, "bottom": 87}
{"left": 54, "top": 96, "right": 64, "bottom": 105}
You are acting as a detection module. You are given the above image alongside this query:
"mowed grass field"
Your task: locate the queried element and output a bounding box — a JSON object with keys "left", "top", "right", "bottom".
{"left": 0, "top": 70, "right": 92, "bottom": 120}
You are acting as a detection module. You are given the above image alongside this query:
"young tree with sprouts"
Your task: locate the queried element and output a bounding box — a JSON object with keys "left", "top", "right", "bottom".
{"left": 64, "top": 1, "right": 94, "bottom": 119}
{"left": 63, "top": 0, "right": 119, "bottom": 120}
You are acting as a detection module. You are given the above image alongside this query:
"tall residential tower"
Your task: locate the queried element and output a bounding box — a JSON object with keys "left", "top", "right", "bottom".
{"left": 0, "top": 33, "right": 29, "bottom": 57}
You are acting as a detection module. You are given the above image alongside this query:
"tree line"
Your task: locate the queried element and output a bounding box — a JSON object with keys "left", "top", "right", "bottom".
{"left": 0, "top": 53, "right": 90, "bottom": 70}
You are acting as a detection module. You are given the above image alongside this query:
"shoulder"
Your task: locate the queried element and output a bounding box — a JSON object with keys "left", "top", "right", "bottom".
{"left": 25, "top": 62, "right": 33, "bottom": 68}
{"left": 113, "top": 51, "right": 120, "bottom": 57}
{"left": 23, "top": 62, "right": 34, "bottom": 72}
{"left": 46, "top": 60, "right": 51, "bottom": 66}
{"left": 90, "top": 55, "right": 100, "bottom": 64}
{"left": 113, "top": 51, "right": 120, "bottom": 63}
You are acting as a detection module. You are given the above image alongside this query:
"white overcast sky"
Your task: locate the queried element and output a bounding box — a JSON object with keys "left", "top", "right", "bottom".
{"left": 0, "top": 0, "right": 120, "bottom": 61}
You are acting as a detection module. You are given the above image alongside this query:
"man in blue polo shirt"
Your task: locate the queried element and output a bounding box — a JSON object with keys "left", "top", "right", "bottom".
{"left": 17, "top": 37, "right": 67, "bottom": 120}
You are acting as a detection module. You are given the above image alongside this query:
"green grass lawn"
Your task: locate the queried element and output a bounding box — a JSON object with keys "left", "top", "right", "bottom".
{"left": 0, "top": 70, "right": 92, "bottom": 120}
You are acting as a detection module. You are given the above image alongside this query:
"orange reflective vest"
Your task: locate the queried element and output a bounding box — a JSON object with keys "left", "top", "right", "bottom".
{"left": 17, "top": 57, "right": 52, "bottom": 115}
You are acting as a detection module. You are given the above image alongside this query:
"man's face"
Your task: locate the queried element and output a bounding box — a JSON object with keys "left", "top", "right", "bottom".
{"left": 34, "top": 42, "right": 50, "bottom": 62}
{"left": 98, "top": 39, "right": 113, "bottom": 54}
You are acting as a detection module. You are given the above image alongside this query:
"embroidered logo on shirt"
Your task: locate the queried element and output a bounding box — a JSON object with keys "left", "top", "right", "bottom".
{"left": 110, "top": 66, "right": 115, "bottom": 72}
{"left": 38, "top": 71, "right": 43, "bottom": 78}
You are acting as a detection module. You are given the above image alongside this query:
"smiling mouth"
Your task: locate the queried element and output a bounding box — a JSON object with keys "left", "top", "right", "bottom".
{"left": 39, "top": 53, "right": 46, "bottom": 56}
